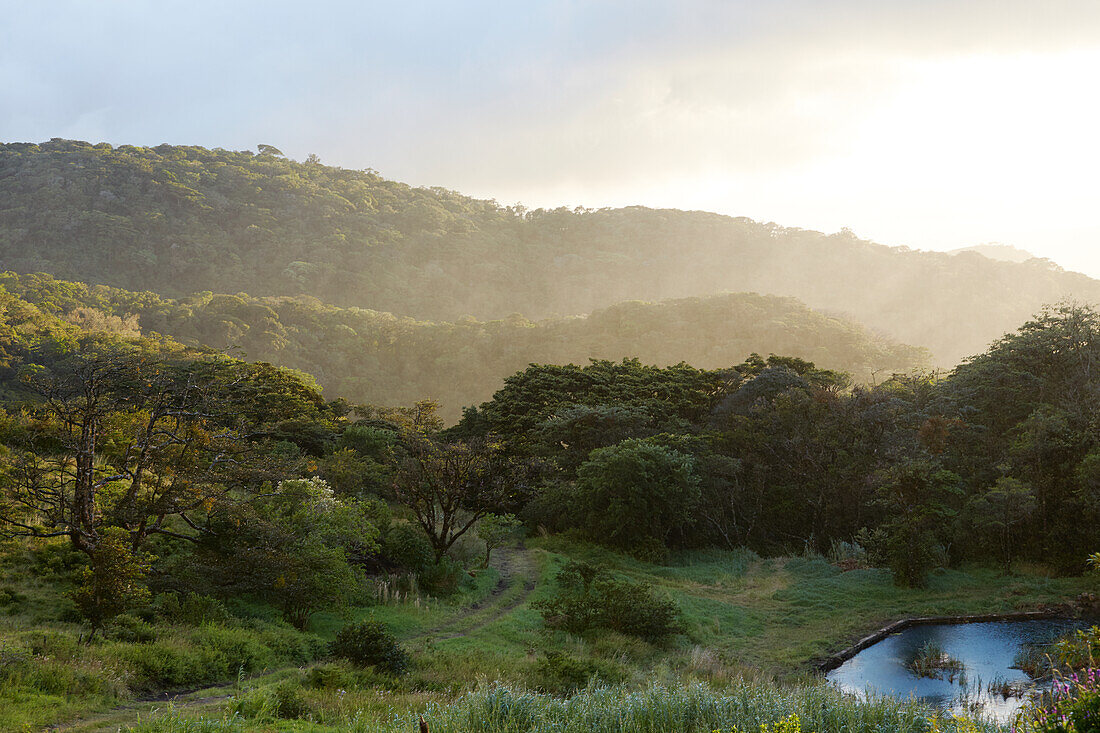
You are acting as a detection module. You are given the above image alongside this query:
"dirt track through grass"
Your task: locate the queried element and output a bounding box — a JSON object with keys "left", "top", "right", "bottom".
{"left": 409, "top": 546, "right": 537, "bottom": 642}
{"left": 52, "top": 546, "right": 538, "bottom": 732}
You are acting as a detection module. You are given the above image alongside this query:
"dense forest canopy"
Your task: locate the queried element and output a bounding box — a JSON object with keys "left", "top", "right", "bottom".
{"left": 0, "top": 272, "right": 926, "bottom": 421}
{"left": 448, "top": 303, "right": 1100, "bottom": 574}
{"left": 3, "top": 139, "right": 1099, "bottom": 365}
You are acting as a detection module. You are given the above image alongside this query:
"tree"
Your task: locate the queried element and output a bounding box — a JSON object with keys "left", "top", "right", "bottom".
{"left": 189, "top": 477, "right": 383, "bottom": 629}
{"left": 393, "top": 435, "right": 517, "bottom": 562}
{"left": 861, "top": 459, "right": 963, "bottom": 587}
{"left": 574, "top": 438, "right": 700, "bottom": 556}
{"left": 0, "top": 344, "right": 341, "bottom": 556}
{"left": 477, "top": 513, "right": 523, "bottom": 567}
{"left": 966, "top": 477, "right": 1036, "bottom": 574}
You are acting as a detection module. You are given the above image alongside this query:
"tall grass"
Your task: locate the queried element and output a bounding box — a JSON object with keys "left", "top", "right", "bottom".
{"left": 127, "top": 680, "right": 1002, "bottom": 733}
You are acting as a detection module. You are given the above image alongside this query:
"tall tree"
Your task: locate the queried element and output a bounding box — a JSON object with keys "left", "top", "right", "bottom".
{"left": 393, "top": 435, "right": 518, "bottom": 562}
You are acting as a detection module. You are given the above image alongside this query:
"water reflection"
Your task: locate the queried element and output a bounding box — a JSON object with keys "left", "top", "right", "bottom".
{"left": 826, "top": 619, "right": 1086, "bottom": 723}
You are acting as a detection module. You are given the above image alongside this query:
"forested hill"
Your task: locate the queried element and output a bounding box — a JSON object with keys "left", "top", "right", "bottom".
{"left": 1, "top": 272, "right": 926, "bottom": 421}
{"left": 3, "top": 139, "right": 1098, "bottom": 365}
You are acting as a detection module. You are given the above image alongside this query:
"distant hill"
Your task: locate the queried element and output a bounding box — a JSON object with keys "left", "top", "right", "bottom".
{"left": 1, "top": 273, "right": 927, "bottom": 420}
{"left": 2, "top": 139, "right": 1098, "bottom": 365}
{"left": 948, "top": 243, "right": 1039, "bottom": 263}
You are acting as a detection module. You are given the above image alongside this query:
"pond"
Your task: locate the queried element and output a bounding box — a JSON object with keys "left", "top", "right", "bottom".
{"left": 826, "top": 618, "right": 1089, "bottom": 723}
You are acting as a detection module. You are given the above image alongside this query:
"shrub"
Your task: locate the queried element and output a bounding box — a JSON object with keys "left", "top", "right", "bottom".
{"left": 477, "top": 513, "right": 524, "bottom": 567}
{"left": 107, "top": 613, "right": 158, "bottom": 643}
{"left": 181, "top": 593, "right": 233, "bottom": 626}
{"left": 574, "top": 439, "right": 700, "bottom": 555}
{"left": 71, "top": 527, "right": 153, "bottom": 638}
{"left": 534, "top": 561, "right": 682, "bottom": 641}
{"left": 856, "top": 524, "right": 944, "bottom": 588}
{"left": 1053, "top": 626, "right": 1100, "bottom": 670}
{"left": 306, "top": 661, "right": 357, "bottom": 690}
{"left": 232, "top": 679, "right": 313, "bottom": 721}
{"left": 272, "top": 680, "right": 311, "bottom": 719}
{"left": 329, "top": 619, "right": 409, "bottom": 675}
{"left": 530, "top": 651, "right": 626, "bottom": 695}
{"left": 418, "top": 555, "right": 467, "bottom": 596}
{"left": 381, "top": 523, "right": 434, "bottom": 574}
{"left": 0, "top": 585, "right": 27, "bottom": 612}
{"left": 33, "top": 541, "right": 87, "bottom": 579}
{"left": 151, "top": 592, "right": 232, "bottom": 626}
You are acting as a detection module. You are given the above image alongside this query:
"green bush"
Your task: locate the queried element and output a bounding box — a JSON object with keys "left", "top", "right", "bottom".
{"left": 102, "top": 623, "right": 320, "bottom": 692}
{"left": 108, "top": 613, "right": 158, "bottom": 643}
{"left": 33, "top": 541, "right": 87, "bottom": 579}
{"left": 24, "top": 630, "right": 80, "bottom": 660}
{"left": 534, "top": 561, "right": 682, "bottom": 641}
{"left": 0, "top": 585, "right": 27, "bottom": 612}
{"left": 530, "top": 651, "right": 626, "bottom": 695}
{"left": 381, "top": 523, "right": 434, "bottom": 573}
{"left": 329, "top": 619, "right": 409, "bottom": 675}
{"left": 272, "top": 680, "right": 311, "bottom": 719}
{"left": 306, "top": 661, "right": 357, "bottom": 690}
{"left": 418, "top": 555, "right": 468, "bottom": 596}
{"left": 573, "top": 439, "right": 700, "bottom": 555}
{"left": 71, "top": 527, "right": 153, "bottom": 637}
{"left": 232, "top": 679, "right": 313, "bottom": 721}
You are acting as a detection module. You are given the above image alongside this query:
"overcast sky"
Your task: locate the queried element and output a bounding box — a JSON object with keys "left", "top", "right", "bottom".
{"left": 3, "top": 0, "right": 1100, "bottom": 277}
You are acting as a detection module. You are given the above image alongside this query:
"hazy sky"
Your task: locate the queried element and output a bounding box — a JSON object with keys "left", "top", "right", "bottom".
{"left": 3, "top": 0, "right": 1100, "bottom": 277}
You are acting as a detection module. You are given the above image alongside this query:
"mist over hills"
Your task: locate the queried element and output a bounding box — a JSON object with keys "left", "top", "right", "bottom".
{"left": 2, "top": 139, "right": 1097, "bottom": 366}
{"left": 947, "top": 243, "right": 1039, "bottom": 263}
{"left": 1, "top": 272, "right": 924, "bottom": 420}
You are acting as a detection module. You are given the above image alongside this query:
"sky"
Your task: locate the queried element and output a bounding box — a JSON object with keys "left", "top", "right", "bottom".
{"left": 3, "top": 0, "right": 1100, "bottom": 277}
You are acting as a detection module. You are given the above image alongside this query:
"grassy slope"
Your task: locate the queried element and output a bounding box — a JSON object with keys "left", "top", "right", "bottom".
{"left": 11, "top": 537, "right": 1092, "bottom": 732}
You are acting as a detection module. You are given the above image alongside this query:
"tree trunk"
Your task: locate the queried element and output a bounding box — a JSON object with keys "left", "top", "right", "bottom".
{"left": 71, "top": 416, "right": 100, "bottom": 555}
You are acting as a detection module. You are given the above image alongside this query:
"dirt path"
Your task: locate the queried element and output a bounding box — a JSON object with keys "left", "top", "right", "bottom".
{"left": 52, "top": 546, "right": 538, "bottom": 732}
{"left": 409, "top": 546, "right": 537, "bottom": 642}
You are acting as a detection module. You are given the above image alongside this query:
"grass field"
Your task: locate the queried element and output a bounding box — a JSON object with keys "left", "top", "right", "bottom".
{"left": 1, "top": 535, "right": 1091, "bottom": 732}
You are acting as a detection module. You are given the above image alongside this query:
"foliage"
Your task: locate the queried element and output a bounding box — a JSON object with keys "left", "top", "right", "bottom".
{"left": 529, "top": 651, "right": 625, "bottom": 695}
{"left": 858, "top": 460, "right": 961, "bottom": 587}
{"left": 186, "top": 477, "right": 381, "bottom": 629}
{"left": 534, "top": 561, "right": 682, "bottom": 641}
{"left": 940, "top": 303, "right": 1100, "bottom": 571}
{"left": 966, "top": 477, "right": 1036, "bottom": 574}
{"left": 1017, "top": 668, "right": 1100, "bottom": 733}
{"left": 379, "top": 522, "right": 435, "bottom": 575}
{"left": 477, "top": 513, "right": 523, "bottom": 567}
{"left": 1053, "top": 627, "right": 1100, "bottom": 671}
{"left": 1, "top": 272, "right": 928, "bottom": 423}
{"left": 393, "top": 435, "right": 522, "bottom": 561}
{"left": 71, "top": 527, "right": 152, "bottom": 637}
{"left": 1, "top": 139, "right": 1092, "bottom": 371}
{"left": 573, "top": 438, "right": 700, "bottom": 555}
{"left": 329, "top": 619, "right": 409, "bottom": 675}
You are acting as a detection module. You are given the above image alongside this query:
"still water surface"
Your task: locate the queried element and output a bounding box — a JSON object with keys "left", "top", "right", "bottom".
{"left": 826, "top": 619, "right": 1087, "bottom": 723}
